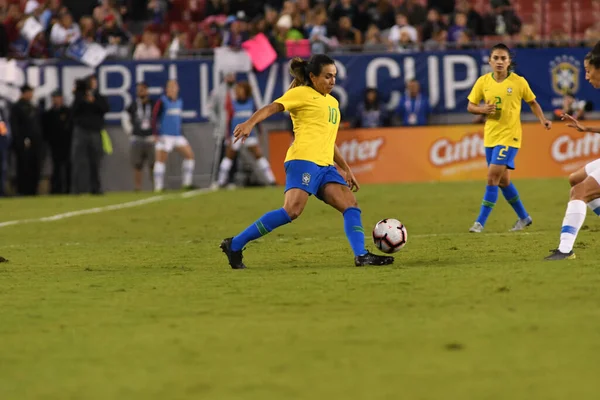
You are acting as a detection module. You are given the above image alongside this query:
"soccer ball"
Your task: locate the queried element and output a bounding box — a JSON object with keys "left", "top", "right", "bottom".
{"left": 372, "top": 218, "right": 408, "bottom": 254}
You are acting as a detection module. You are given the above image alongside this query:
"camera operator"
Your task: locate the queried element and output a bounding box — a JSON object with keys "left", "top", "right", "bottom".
{"left": 71, "top": 75, "right": 109, "bottom": 195}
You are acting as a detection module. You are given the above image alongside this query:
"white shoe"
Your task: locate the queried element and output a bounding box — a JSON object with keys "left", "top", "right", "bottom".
{"left": 510, "top": 216, "right": 533, "bottom": 231}
{"left": 209, "top": 182, "right": 220, "bottom": 191}
{"left": 469, "top": 222, "right": 484, "bottom": 233}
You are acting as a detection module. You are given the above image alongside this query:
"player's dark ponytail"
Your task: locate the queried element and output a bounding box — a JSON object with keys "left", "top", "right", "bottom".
{"left": 289, "top": 57, "right": 310, "bottom": 89}
{"left": 288, "top": 54, "right": 336, "bottom": 90}
{"left": 491, "top": 43, "right": 516, "bottom": 72}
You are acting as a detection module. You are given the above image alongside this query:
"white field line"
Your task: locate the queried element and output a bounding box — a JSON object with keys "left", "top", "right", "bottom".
{"left": 0, "top": 188, "right": 213, "bottom": 229}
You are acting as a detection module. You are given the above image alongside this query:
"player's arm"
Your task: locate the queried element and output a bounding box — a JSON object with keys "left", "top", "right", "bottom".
{"left": 232, "top": 102, "right": 283, "bottom": 142}
{"left": 334, "top": 144, "right": 360, "bottom": 192}
{"left": 467, "top": 79, "right": 495, "bottom": 115}
{"left": 527, "top": 99, "right": 551, "bottom": 129}
{"left": 562, "top": 114, "right": 600, "bottom": 133}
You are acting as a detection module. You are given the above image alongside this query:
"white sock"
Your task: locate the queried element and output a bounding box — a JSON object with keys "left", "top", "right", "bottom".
{"left": 153, "top": 161, "right": 166, "bottom": 192}
{"left": 256, "top": 157, "right": 275, "bottom": 184}
{"left": 587, "top": 198, "right": 600, "bottom": 216}
{"left": 218, "top": 157, "right": 233, "bottom": 186}
{"left": 182, "top": 159, "right": 195, "bottom": 187}
{"left": 558, "top": 200, "right": 587, "bottom": 253}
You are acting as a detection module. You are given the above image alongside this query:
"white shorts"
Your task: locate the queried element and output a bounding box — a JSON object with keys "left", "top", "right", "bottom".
{"left": 156, "top": 135, "right": 189, "bottom": 153}
{"left": 230, "top": 135, "right": 258, "bottom": 152}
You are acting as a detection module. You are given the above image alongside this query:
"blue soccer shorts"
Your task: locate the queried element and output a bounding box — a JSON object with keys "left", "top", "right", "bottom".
{"left": 284, "top": 160, "right": 347, "bottom": 201}
{"left": 485, "top": 145, "right": 519, "bottom": 170}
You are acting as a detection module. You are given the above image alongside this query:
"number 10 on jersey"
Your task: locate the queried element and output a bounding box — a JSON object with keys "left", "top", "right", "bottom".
{"left": 328, "top": 106, "right": 338, "bottom": 124}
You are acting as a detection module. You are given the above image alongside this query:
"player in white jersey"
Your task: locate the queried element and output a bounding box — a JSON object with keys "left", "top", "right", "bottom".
{"left": 546, "top": 48, "right": 600, "bottom": 260}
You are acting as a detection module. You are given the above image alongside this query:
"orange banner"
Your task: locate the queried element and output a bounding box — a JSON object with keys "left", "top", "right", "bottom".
{"left": 268, "top": 122, "right": 600, "bottom": 184}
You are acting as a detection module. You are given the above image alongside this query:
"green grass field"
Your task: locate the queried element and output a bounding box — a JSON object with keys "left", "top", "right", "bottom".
{"left": 1, "top": 178, "right": 600, "bottom": 400}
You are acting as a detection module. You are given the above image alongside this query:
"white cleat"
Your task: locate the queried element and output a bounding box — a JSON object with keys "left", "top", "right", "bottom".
{"left": 469, "top": 222, "right": 484, "bottom": 233}
{"left": 510, "top": 216, "right": 533, "bottom": 232}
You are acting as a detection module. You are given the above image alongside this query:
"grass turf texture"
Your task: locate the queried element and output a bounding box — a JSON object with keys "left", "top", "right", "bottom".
{"left": 1, "top": 178, "right": 600, "bottom": 400}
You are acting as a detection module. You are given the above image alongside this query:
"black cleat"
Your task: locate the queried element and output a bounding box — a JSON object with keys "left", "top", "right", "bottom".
{"left": 544, "top": 248, "right": 576, "bottom": 261}
{"left": 0, "top": 256, "right": 7, "bottom": 263}
{"left": 220, "top": 238, "right": 246, "bottom": 269}
{"left": 355, "top": 251, "right": 394, "bottom": 267}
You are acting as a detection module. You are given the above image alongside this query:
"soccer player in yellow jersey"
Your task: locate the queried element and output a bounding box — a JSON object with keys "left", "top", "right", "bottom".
{"left": 467, "top": 43, "right": 552, "bottom": 233}
{"left": 219, "top": 54, "right": 394, "bottom": 269}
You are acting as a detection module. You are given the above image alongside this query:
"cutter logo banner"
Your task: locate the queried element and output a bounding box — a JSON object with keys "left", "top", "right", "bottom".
{"left": 268, "top": 123, "right": 600, "bottom": 184}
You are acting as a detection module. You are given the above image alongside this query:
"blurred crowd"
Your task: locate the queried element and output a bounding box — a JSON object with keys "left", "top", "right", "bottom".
{"left": 0, "top": 0, "right": 599, "bottom": 61}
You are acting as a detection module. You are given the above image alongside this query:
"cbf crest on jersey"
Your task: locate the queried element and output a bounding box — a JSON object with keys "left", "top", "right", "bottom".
{"left": 549, "top": 55, "right": 581, "bottom": 95}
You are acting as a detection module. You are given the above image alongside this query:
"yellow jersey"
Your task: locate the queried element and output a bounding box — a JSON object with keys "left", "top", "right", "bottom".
{"left": 274, "top": 86, "right": 341, "bottom": 166}
{"left": 467, "top": 72, "right": 536, "bottom": 148}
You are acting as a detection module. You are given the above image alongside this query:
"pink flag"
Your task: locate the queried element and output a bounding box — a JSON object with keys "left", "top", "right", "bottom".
{"left": 242, "top": 33, "right": 277, "bottom": 72}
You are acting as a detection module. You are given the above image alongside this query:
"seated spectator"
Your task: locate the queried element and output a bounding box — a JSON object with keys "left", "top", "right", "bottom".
{"left": 422, "top": 8, "right": 446, "bottom": 42}
{"left": 133, "top": 30, "right": 161, "bottom": 59}
{"left": 354, "top": 88, "right": 390, "bottom": 128}
{"left": 93, "top": 0, "right": 123, "bottom": 28}
{"left": 335, "top": 16, "right": 361, "bottom": 46}
{"left": 361, "top": 0, "right": 395, "bottom": 32}
{"left": 364, "top": 24, "right": 384, "bottom": 51}
{"left": 291, "top": 13, "right": 307, "bottom": 39}
{"left": 553, "top": 91, "right": 590, "bottom": 121}
{"left": 517, "top": 23, "right": 539, "bottom": 48}
{"left": 424, "top": 28, "right": 448, "bottom": 51}
{"left": 448, "top": 12, "right": 468, "bottom": 42}
{"left": 79, "top": 16, "right": 96, "bottom": 42}
{"left": 454, "top": 0, "right": 483, "bottom": 37}
{"left": 309, "top": 7, "right": 336, "bottom": 54}
{"left": 456, "top": 30, "right": 474, "bottom": 49}
{"left": 97, "top": 14, "right": 128, "bottom": 46}
{"left": 483, "top": 1, "right": 521, "bottom": 36}
{"left": 222, "top": 17, "right": 250, "bottom": 50}
{"left": 393, "top": 30, "right": 417, "bottom": 53}
{"left": 388, "top": 13, "right": 418, "bottom": 48}
{"left": 330, "top": 0, "right": 359, "bottom": 25}
{"left": 548, "top": 30, "right": 569, "bottom": 48}
{"left": 397, "top": 79, "right": 430, "bottom": 126}
{"left": 168, "top": 30, "right": 189, "bottom": 59}
{"left": 397, "top": 0, "right": 427, "bottom": 27}
{"left": 50, "top": 10, "right": 81, "bottom": 47}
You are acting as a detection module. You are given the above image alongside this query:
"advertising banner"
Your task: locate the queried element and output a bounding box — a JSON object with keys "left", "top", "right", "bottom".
{"left": 268, "top": 122, "right": 600, "bottom": 184}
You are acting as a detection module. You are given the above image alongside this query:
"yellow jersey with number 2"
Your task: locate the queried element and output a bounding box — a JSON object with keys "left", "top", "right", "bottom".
{"left": 274, "top": 86, "right": 341, "bottom": 166}
{"left": 467, "top": 72, "right": 536, "bottom": 149}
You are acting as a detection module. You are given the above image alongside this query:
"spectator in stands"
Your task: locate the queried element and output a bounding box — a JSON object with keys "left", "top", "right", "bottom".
{"left": 366, "top": 0, "right": 399, "bottom": 31}
{"left": 125, "top": 0, "right": 150, "bottom": 34}
{"left": 428, "top": 0, "right": 455, "bottom": 16}
{"left": 396, "top": 0, "right": 426, "bottom": 27}
{"left": 424, "top": 28, "right": 448, "bottom": 51}
{"left": 363, "top": 24, "right": 384, "bottom": 51}
{"left": 517, "top": 23, "right": 539, "bottom": 48}
{"left": 553, "top": 91, "right": 590, "bottom": 122}
{"left": 98, "top": 14, "right": 129, "bottom": 46}
{"left": 133, "top": 30, "right": 161, "bottom": 59}
{"left": 222, "top": 15, "right": 250, "bottom": 50}
{"left": 121, "top": 82, "right": 155, "bottom": 191}
{"left": 454, "top": 0, "right": 483, "bottom": 37}
{"left": 93, "top": 0, "right": 124, "bottom": 28}
{"left": 582, "top": 25, "right": 600, "bottom": 47}
{"left": 448, "top": 12, "right": 468, "bottom": 43}
{"left": 291, "top": 13, "right": 307, "bottom": 39}
{"left": 548, "top": 30, "right": 569, "bottom": 48}
{"left": 274, "top": 14, "right": 304, "bottom": 52}
{"left": 43, "top": 90, "right": 72, "bottom": 194}
{"left": 71, "top": 75, "right": 109, "bottom": 195}
{"left": 331, "top": 0, "right": 359, "bottom": 26}
{"left": 167, "top": 30, "right": 189, "bottom": 59}
{"left": 10, "top": 85, "right": 43, "bottom": 196}
{"left": 354, "top": 88, "right": 390, "bottom": 128}
{"left": 456, "top": 29, "right": 474, "bottom": 49}
{"left": 422, "top": 8, "right": 446, "bottom": 42}
{"left": 49, "top": 10, "right": 81, "bottom": 47}
{"left": 309, "top": 7, "right": 336, "bottom": 54}
{"left": 388, "top": 13, "right": 418, "bottom": 49}
{"left": 483, "top": 1, "right": 521, "bottom": 36}
{"left": 397, "top": 79, "right": 430, "bottom": 126}
{"left": 335, "top": 15, "right": 362, "bottom": 47}
{"left": 228, "top": 0, "right": 262, "bottom": 21}
{"left": 296, "top": 0, "right": 311, "bottom": 26}
{"left": 79, "top": 16, "right": 96, "bottom": 42}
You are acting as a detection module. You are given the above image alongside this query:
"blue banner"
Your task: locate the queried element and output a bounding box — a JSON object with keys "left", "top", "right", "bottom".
{"left": 0, "top": 47, "right": 593, "bottom": 124}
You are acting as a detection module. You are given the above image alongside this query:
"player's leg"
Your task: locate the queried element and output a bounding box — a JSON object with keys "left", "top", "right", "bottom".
{"left": 175, "top": 138, "right": 195, "bottom": 189}
{"left": 470, "top": 147, "right": 507, "bottom": 232}
{"left": 319, "top": 170, "right": 393, "bottom": 266}
{"left": 574, "top": 159, "right": 600, "bottom": 215}
{"left": 247, "top": 143, "right": 276, "bottom": 185}
{"left": 217, "top": 142, "right": 237, "bottom": 187}
{"left": 220, "top": 160, "right": 315, "bottom": 269}
{"left": 545, "top": 173, "right": 600, "bottom": 260}
{"left": 498, "top": 168, "right": 532, "bottom": 231}
{"left": 130, "top": 141, "right": 144, "bottom": 191}
{"left": 153, "top": 137, "right": 169, "bottom": 192}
